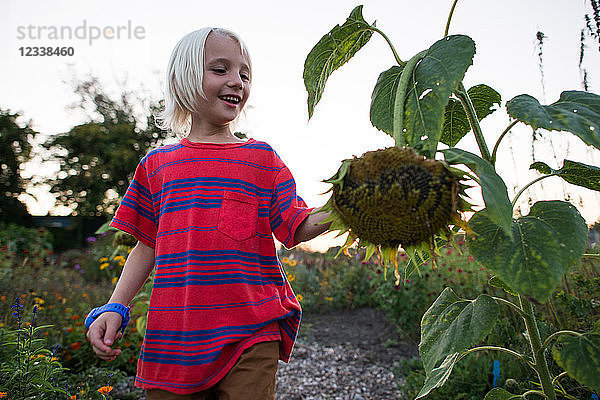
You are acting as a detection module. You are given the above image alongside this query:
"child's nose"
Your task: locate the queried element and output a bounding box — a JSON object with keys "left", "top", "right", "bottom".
{"left": 227, "top": 75, "right": 243, "bottom": 89}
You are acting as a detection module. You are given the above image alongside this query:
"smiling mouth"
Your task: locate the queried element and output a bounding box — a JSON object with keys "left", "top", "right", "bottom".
{"left": 218, "top": 95, "right": 241, "bottom": 105}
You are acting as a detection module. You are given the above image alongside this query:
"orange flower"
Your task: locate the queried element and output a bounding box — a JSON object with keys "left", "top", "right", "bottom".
{"left": 70, "top": 395, "right": 77, "bottom": 400}
{"left": 97, "top": 386, "right": 113, "bottom": 395}
{"left": 70, "top": 341, "right": 82, "bottom": 351}
{"left": 66, "top": 327, "right": 74, "bottom": 333}
{"left": 0, "top": 392, "right": 7, "bottom": 398}
{"left": 71, "top": 315, "right": 80, "bottom": 320}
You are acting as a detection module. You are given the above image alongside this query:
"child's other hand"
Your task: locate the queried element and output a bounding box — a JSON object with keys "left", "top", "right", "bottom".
{"left": 86, "top": 312, "right": 124, "bottom": 361}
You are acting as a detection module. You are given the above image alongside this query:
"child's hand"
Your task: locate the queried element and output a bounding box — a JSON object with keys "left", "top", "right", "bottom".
{"left": 86, "top": 312, "right": 124, "bottom": 361}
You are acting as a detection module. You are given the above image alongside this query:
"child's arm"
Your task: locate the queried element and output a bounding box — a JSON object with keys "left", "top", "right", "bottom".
{"left": 86, "top": 240, "right": 155, "bottom": 361}
{"left": 293, "top": 207, "right": 332, "bottom": 244}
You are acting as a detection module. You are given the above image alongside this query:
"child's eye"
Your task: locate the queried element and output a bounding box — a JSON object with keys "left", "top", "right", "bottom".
{"left": 212, "top": 68, "right": 226, "bottom": 74}
{"left": 240, "top": 73, "right": 250, "bottom": 82}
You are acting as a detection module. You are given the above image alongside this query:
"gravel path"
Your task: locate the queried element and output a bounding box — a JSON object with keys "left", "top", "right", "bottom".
{"left": 114, "top": 308, "right": 418, "bottom": 399}
{"left": 276, "top": 308, "right": 418, "bottom": 400}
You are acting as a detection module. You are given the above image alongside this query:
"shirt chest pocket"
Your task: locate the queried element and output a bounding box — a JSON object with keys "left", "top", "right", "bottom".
{"left": 218, "top": 191, "right": 259, "bottom": 241}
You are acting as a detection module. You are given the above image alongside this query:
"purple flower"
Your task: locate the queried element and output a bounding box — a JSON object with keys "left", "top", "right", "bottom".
{"left": 86, "top": 236, "right": 97, "bottom": 243}
{"left": 75, "top": 264, "right": 81, "bottom": 270}
{"left": 11, "top": 297, "right": 23, "bottom": 326}
{"left": 80, "top": 269, "right": 85, "bottom": 274}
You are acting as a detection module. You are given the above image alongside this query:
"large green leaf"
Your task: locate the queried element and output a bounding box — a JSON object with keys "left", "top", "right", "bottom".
{"left": 304, "top": 5, "right": 374, "bottom": 119}
{"left": 553, "top": 331, "right": 600, "bottom": 392}
{"left": 468, "top": 201, "right": 587, "bottom": 301}
{"left": 370, "top": 65, "right": 404, "bottom": 135}
{"left": 420, "top": 288, "right": 499, "bottom": 374}
{"left": 442, "top": 148, "right": 513, "bottom": 238}
{"left": 530, "top": 159, "right": 600, "bottom": 191}
{"left": 415, "top": 353, "right": 461, "bottom": 400}
{"left": 484, "top": 388, "right": 522, "bottom": 400}
{"left": 401, "top": 35, "right": 476, "bottom": 157}
{"left": 441, "top": 84, "right": 502, "bottom": 147}
{"left": 506, "top": 91, "right": 600, "bottom": 150}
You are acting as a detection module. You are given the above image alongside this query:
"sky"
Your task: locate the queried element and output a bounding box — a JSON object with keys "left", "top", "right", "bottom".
{"left": 1, "top": 0, "right": 599, "bottom": 251}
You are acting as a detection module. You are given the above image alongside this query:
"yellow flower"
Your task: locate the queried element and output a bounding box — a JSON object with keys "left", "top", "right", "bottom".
{"left": 296, "top": 294, "right": 303, "bottom": 302}
{"left": 289, "top": 259, "right": 297, "bottom": 267}
{"left": 282, "top": 257, "right": 289, "bottom": 264}
{"left": 128, "top": 247, "right": 134, "bottom": 254}
{"left": 325, "top": 297, "right": 333, "bottom": 301}
{"left": 100, "top": 262, "right": 110, "bottom": 270}
{"left": 99, "top": 257, "right": 108, "bottom": 262}
{"left": 34, "top": 297, "right": 44, "bottom": 305}
{"left": 119, "top": 260, "right": 125, "bottom": 267}
{"left": 113, "top": 255, "right": 125, "bottom": 262}
{"left": 112, "top": 277, "right": 118, "bottom": 284}
{"left": 286, "top": 273, "right": 295, "bottom": 282}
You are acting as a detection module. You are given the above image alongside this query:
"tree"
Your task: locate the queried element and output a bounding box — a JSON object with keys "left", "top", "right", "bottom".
{"left": 43, "top": 77, "right": 170, "bottom": 216}
{"left": 0, "top": 109, "right": 36, "bottom": 225}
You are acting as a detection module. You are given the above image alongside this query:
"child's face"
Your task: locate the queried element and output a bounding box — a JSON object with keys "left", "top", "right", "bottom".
{"left": 196, "top": 33, "right": 251, "bottom": 127}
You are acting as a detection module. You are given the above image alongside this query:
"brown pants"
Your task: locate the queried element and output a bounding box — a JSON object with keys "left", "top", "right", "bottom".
{"left": 145, "top": 340, "right": 279, "bottom": 400}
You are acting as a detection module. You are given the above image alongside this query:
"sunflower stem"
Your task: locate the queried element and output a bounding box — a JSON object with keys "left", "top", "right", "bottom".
{"left": 519, "top": 295, "right": 557, "bottom": 400}
{"left": 511, "top": 174, "right": 556, "bottom": 208}
{"left": 444, "top": 0, "right": 460, "bottom": 37}
{"left": 455, "top": 83, "right": 492, "bottom": 162}
{"left": 458, "top": 345, "right": 535, "bottom": 370}
{"left": 492, "top": 120, "right": 518, "bottom": 166}
{"left": 370, "top": 27, "right": 405, "bottom": 67}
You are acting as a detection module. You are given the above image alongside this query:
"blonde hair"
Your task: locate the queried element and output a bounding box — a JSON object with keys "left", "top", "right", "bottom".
{"left": 155, "top": 27, "right": 252, "bottom": 136}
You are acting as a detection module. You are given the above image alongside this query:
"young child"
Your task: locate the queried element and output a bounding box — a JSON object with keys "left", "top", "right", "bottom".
{"left": 85, "top": 27, "right": 330, "bottom": 399}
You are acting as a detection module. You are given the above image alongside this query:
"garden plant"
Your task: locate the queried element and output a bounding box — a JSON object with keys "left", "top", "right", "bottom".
{"left": 303, "top": 1, "right": 600, "bottom": 399}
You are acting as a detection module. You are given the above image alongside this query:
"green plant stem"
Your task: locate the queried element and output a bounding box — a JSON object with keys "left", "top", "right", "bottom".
{"left": 459, "top": 345, "right": 535, "bottom": 370}
{"left": 492, "top": 296, "right": 527, "bottom": 318}
{"left": 551, "top": 371, "right": 569, "bottom": 386}
{"left": 547, "top": 298, "right": 564, "bottom": 330}
{"left": 444, "top": 0, "right": 459, "bottom": 37}
{"left": 511, "top": 174, "right": 556, "bottom": 208}
{"left": 519, "top": 295, "right": 556, "bottom": 400}
{"left": 492, "top": 120, "right": 518, "bottom": 165}
{"left": 455, "top": 83, "right": 492, "bottom": 162}
{"left": 541, "top": 330, "right": 580, "bottom": 353}
{"left": 370, "top": 27, "right": 405, "bottom": 67}
{"left": 582, "top": 253, "right": 600, "bottom": 259}
{"left": 522, "top": 390, "right": 549, "bottom": 399}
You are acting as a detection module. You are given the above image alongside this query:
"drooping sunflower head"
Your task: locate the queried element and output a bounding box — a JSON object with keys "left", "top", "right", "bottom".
{"left": 320, "top": 146, "right": 468, "bottom": 279}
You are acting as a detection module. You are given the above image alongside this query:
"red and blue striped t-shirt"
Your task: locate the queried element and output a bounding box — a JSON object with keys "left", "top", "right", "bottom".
{"left": 109, "top": 137, "right": 312, "bottom": 394}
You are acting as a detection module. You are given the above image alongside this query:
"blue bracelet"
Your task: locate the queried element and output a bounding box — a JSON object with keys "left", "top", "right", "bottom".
{"left": 84, "top": 303, "right": 131, "bottom": 334}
